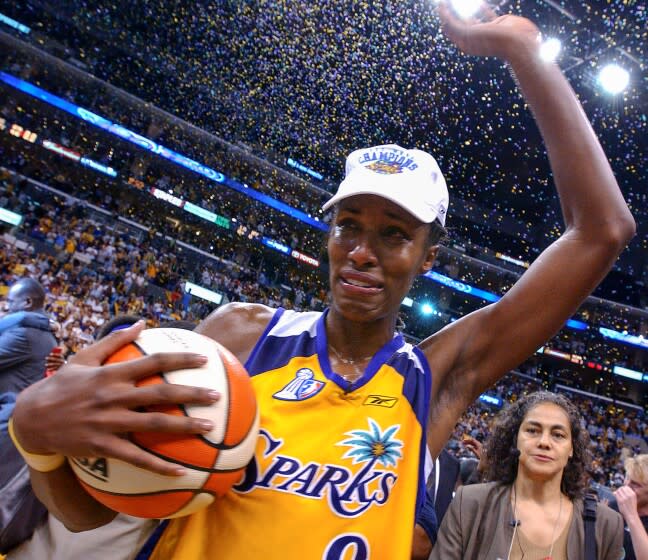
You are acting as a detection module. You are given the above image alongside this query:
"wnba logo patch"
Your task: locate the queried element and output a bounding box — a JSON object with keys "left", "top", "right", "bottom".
{"left": 273, "top": 368, "right": 325, "bottom": 401}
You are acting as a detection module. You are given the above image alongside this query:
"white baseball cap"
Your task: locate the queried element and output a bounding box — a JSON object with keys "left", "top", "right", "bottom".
{"left": 322, "top": 144, "right": 449, "bottom": 226}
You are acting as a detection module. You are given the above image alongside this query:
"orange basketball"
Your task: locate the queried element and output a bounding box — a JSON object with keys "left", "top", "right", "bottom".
{"left": 68, "top": 328, "right": 260, "bottom": 519}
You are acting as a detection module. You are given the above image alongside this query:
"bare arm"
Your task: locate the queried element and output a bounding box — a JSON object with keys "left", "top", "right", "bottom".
{"left": 422, "top": 4, "right": 635, "bottom": 456}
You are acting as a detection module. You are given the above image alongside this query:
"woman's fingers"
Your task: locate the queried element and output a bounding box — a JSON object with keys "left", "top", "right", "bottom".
{"left": 79, "top": 434, "right": 190, "bottom": 476}
{"left": 101, "top": 351, "right": 209, "bottom": 382}
{"left": 614, "top": 485, "right": 637, "bottom": 514}
{"left": 68, "top": 320, "right": 146, "bottom": 366}
{"left": 104, "top": 383, "right": 220, "bottom": 410}
{"left": 109, "top": 409, "right": 216, "bottom": 436}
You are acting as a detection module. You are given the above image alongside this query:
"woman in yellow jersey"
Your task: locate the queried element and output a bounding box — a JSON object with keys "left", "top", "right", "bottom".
{"left": 431, "top": 391, "right": 623, "bottom": 560}
{"left": 9, "top": 2, "right": 635, "bottom": 559}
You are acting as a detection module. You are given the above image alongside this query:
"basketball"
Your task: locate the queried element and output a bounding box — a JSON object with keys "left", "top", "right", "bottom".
{"left": 67, "top": 328, "right": 260, "bottom": 519}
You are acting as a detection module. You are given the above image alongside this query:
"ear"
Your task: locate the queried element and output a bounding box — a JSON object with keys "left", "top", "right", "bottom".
{"left": 419, "top": 245, "right": 439, "bottom": 274}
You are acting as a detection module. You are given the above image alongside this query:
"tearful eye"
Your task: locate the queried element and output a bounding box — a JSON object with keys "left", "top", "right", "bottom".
{"left": 334, "top": 220, "right": 359, "bottom": 234}
{"left": 382, "top": 227, "right": 410, "bottom": 242}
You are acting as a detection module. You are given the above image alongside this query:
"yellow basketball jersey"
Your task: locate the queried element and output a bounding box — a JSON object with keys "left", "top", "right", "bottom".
{"left": 145, "top": 308, "right": 431, "bottom": 560}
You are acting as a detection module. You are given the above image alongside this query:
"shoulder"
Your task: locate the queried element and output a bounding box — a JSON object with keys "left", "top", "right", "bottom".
{"left": 594, "top": 500, "right": 624, "bottom": 528}
{"left": 456, "top": 481, "right": 507, "bottom": 503}
{"left": 445, "top": 483, "right": 511, "bottom": 534}
{"left": 196, "top": 303, "right": 278, "bottom": 363}
{"left": 573, "top": 496, "right": 623, "bottom": 527}
{"left": 572, "top": 496, "right": 624, "bottom": 547}
{"left": 200, "top": 302, "right": 276, "bottom": 325}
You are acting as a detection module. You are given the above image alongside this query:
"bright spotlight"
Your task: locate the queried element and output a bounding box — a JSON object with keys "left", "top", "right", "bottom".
{"left": 598, "top": 64, "right": 630, "bottom": 94}
{"left": 450, "top": 0, "right": 482, "bottom": 19}
{"left": 539, "top": 38, "right": 561, "bottom": 62}
{"left": 421, "top": 303, "right": 435, "bottom": 316}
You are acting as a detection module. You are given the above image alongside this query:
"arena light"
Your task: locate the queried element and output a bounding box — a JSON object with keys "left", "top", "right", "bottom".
{"left": 184, "top": 281, "right": 223, "bottom": 305}
{"left": 421, "top": 303, "right": 435, "bottom": 316}
{"left": 539, "top": 38, "right": 561, "bottom": 62}
{"left": 599, "top": 327, "right": 648, "bottom": 350}
{"left": 0, "top": 12, "right": 30, "bottom": 34}
{"left": 598, "top": 64, "right": 630, "bottom": 94}
{"left": 479, "top": 393, "right": 503, "bottom": 408}
{"left": 0, "top": 207, "right": 23, "bottom": 226}
{"left": 450, "top": 0, "right": 482, "bottom": 19}
{"left": 612, "top": 365, "right": 644, "bottom": 382}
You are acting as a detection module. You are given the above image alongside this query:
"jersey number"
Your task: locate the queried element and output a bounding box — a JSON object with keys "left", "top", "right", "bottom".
{"left": 323, "top": 534, "right": 369, "bottom": 560}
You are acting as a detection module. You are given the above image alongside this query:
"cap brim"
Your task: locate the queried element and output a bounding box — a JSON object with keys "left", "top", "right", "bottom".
{"left": 321, "top": 188, "right": 439, "bottom": 224}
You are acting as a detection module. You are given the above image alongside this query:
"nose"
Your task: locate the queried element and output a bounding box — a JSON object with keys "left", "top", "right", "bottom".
{"left": 348, "top": 233, "right": 378, "bottom": 267}
{"left": 537, "top": 430, "right": 552, "bottom": 448}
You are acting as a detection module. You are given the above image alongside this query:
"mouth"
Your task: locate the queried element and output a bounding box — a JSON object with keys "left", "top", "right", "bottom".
{"left": 339, "top": 271, "right": 384, "bottom": 293}
{"left": 532, "top": 455, "right": 553, "bottom": 462}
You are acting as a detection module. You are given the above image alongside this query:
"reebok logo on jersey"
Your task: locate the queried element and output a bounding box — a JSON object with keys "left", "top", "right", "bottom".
{"left": 363, "top": 395, "right": 398, "bottom": 408}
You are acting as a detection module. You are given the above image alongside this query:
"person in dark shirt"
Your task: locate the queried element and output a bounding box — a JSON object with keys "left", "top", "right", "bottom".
{"left": 0, "top": 277, "right": 56, "bottom": 394}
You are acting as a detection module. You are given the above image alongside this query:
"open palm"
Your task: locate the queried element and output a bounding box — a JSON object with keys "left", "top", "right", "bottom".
{"left": 438, "top": 1, "right": 541, "bottom": 61}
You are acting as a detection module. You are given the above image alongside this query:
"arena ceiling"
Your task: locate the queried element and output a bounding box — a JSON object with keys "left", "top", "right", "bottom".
{"left": 3, "top": 0, "right": 647, "bottom": 285}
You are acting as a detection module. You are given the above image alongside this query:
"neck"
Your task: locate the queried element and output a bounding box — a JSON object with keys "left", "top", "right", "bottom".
{"left": 326, "top": 307, "right": 397, "bottom": 359}
{"left": 513, "top": 471, "right": 564, "bottom": 505}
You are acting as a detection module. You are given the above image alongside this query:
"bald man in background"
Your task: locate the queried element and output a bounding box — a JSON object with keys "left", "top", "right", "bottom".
{"left": 0, "top": 277, "right": 56, "bottom": 394}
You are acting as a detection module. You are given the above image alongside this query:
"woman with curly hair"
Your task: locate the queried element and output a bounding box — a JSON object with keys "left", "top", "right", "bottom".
{"left": 432, "top": 391, "right": 624, "bottom": 560}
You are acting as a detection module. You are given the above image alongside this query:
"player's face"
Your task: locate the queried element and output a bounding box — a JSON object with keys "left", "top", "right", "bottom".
{"left": 516, "top": 402, "right": 574, "bottom": 482}
{"left": 327, "top": 195, "right": 437, "bottom": 323}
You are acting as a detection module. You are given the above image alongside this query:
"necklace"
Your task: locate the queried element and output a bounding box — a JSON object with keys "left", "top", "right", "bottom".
{"left": 511, "top": 489, "right": 564, "bottom": 560}
{"left": 329, "top": 345, "right": 373, "bottom": 383}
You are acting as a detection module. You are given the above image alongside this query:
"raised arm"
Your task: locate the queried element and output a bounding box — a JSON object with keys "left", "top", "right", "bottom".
{"left": 422, "top": 2, "right": 635, "bottom": 455}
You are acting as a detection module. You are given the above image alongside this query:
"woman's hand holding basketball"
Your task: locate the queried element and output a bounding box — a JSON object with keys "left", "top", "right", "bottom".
{"left": 437, "top": 1, "right": 541, "bottom": 63}
{"left": 13, "top": 321, "right": 221, "bottom": 476}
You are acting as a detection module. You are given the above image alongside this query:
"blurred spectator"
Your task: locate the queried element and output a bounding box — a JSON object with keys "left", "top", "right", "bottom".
{"left": 0, "top": 277, "right": 55, "bottom": 553}
{"left": 0, "top": 277, "right": 56, "bottom": 394}
{"left": 614, "top": 454, "right": 648, "bottom": 560}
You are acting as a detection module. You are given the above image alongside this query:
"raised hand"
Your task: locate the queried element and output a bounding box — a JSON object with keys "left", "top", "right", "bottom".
{"left": 437, "top": 1, "right": 541, "bottom": 61}
{"left": 462, "top": 435, "right": 483, "bottom": 460}
{"left": 614, "top": 485, "right": 639, "bottom": 522}
{"left": 13, "top": 321, "right": 220, "bottom": 475}
{"left": 44, "top": 347, "right": 65, "bottom": 375}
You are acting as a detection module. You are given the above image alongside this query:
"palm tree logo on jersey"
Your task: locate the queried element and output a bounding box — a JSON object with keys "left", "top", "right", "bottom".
{"left": 234, "top": 421, "right": 404, "bottom": 516}
{"left": 339, "top": 418, "right": 403, "bottom": 468}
